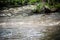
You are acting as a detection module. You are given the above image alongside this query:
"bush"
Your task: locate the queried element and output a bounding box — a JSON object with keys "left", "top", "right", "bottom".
{"left": 33, "top": 0, "right": 60, "bottom": 13}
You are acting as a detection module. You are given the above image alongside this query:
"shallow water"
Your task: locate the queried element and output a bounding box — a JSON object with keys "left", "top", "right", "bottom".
{"left": 0, "top": 12, "right": 60, "bottom": 40}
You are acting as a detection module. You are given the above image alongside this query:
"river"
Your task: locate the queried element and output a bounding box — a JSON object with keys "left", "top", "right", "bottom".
{"left": 0, "top": 12, "right": 60, "bottom": 40}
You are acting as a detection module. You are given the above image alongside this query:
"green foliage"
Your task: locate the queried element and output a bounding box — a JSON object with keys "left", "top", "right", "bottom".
{"left": 0, "top": 0, "right": 60, "bottom": 12}
{"left": 34, "top": 0, "right": 60, "bottom": 13}
{"left": 0, "top": 0, "right": 40, "bottom": 6}
{"left": 28, "top": 0, "right": 38, "bottom": 4}
{"left": 45, "top": 0, "right": 60, "bottom": 10}
{"left": 35, "top": 3, "right": 44, "bottom": 12}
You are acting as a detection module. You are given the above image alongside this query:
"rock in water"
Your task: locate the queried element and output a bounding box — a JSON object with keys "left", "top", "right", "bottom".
{"left": 0, "top": 13, "right": 60, "bottom": 40}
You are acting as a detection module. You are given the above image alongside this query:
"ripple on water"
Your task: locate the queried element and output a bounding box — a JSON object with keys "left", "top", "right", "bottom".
{"left": 0, "top": 12, "right": 60, "bottom": 40}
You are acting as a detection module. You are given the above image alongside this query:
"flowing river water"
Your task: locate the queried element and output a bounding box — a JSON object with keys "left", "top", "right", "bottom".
{"left": 0, "top": 5, "right": 60, "bottom": 40}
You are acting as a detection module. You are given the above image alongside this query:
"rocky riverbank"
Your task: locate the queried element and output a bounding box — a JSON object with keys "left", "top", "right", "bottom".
{"left": 0, "top": 5, "right": 36, "bottom": 17}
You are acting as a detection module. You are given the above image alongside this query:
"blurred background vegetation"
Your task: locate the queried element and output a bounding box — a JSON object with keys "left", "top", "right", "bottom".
{"left": 0, "top": 0, "right": 39, "bottom": 6}
{"left": 0, "top": 0, "right": 59, "bottom": 7}
{"left": 0, "top": 0, "right": 60, "bottom": 12}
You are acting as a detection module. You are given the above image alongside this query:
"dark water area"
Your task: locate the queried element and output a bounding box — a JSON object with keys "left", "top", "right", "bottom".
{"left": 0, "top": 12, "right": 60, "bottom": 40}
